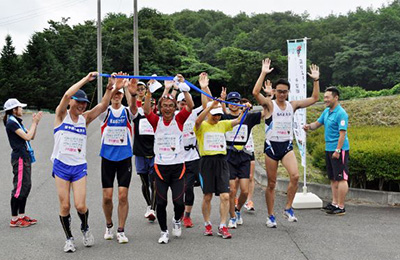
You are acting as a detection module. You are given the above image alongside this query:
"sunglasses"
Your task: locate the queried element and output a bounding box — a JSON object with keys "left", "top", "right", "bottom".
{"left": 138, "top": 87, "right": 146, "bottom": 91}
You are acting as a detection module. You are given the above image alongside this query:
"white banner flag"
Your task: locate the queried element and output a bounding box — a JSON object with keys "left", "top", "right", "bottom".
{"left": 287, "top": 39, "right": 307, "bottom": 167}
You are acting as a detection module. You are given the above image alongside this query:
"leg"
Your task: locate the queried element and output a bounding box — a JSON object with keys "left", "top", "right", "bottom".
{"left": 331, "top": 180, "right": 339, "bottom": 205}
{"left": 228, "top": 179, "right": 238, "bottom": 218}
{"left": 139, "top": 174, "right": 152, "bottom": 206}
{"left": 281, "top": 151, "right": 300, "bottom": 209}
{"left": 247, "top": 160, "right": 255, "bottom": 202}
{"left": 202, "top": 193, "right": 213, "bottom": 223}
{"left": 264, "top": 155, "right": 279, "bottom": 216}
{"left": 337, "top": 180, "right": 348, "bottom": 208}
{"left": 102, "top": 188, "right": 114, "bottom": 226}
{"left": 118, "top": 187, "right": 129, "bottom": 229}
{"left": 170, "top": 174, "right": 185, "bottom": 222}
{"left": 55, "top": 176, "right": 73, "bottom": 239}
{"left": 155, "top": 174, "right": 169, "bottom": 232}
{"left": 219, "top": 193, "right": 230, "bottom": 225}
{"left": 237, "top": 178, "right": 249, "bottom": 211}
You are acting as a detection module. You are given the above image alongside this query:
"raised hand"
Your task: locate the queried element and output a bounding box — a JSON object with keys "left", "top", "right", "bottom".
{"left": 86, "top": 72, "right": 98, "bottom": 82}
{"left": 115, "top": 72, "right": 126, "bottom": 90}
{"left": 262, "top": 58, "right": 274, "bottom": 74}
{"left": 33, "top": 111, "right": 43, "bottom": 124}
{"left": 107, "top": 72, "right": 117, "bottom": 90}
{"left": 128, "top": 78, "right": 138, "bottom": 95}
{"left": 307, "top": 64, "right": 320, "bottom": 80}
{"left": 220, "top": 87, "right": 227, "bottom": 101}
{"left": 262, "top": 79, "right": 273, "bottom": 97}
{"left": 175, "top": 74, "right": 185, "bottom": 83}
{"left": 164, "top": 80, "right": 174, "bottom": 90}
{"left": 199, "top": 72, "right": 209, "bottom": 88}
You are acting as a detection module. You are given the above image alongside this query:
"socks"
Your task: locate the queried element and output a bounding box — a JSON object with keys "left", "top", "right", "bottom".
{"left": 77, "top": 209, "right": 89, "bottom": 232}
{"left": 184, "top": 211, "right": 191, "bottom": 218}
{"left": 59, "top": 215, "right": 73, "bottom": 239}
{"left": 117, "top": 227, "right": 124, "bottom": 233}
{"left": 107, "top": 222, "right": 113, "bottom": 229}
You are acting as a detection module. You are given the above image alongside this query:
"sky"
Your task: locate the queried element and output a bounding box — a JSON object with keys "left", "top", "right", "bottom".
{"left": 0, "top": 0, "right": 392, "bottom": 54}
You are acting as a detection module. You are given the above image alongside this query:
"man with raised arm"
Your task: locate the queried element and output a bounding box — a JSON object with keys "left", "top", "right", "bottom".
{"left": 253, "top": 58, "right": 320, "bottom": 228}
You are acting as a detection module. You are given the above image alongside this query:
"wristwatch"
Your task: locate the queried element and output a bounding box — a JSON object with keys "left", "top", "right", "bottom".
{"left": 335, "top": 148, "right": 341, "bottom": 153}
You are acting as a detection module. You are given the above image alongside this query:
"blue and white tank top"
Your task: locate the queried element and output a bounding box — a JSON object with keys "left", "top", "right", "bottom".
{"left": 99, "top": 106, "right": 133, "bottom": 161}
{"left": 265, "top": 100, "right": 294, "bottom": 143}
{"left": 51, "top": 111, "right": 87, "bottom": 166}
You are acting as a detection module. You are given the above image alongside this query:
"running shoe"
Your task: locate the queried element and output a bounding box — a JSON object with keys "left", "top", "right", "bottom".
{"left": 235, "top": 211, "right": 243, "bottom": 225}
{"left": 266, "top": 215, "right": 277, "bottom": 228}
{"left": 117, "top": 232, "right": 129, "bottom": 244}
{"left": 228, "top": 218, "right": 237, "bottom": 229}
{"left": 63, "top": 238, "right": 76, "bottom": 253}
{"left": 104, "top": 226, "right": 114, "bottom": 240}
{"left": 217, "top": 226, "right": 232, "bottom": 239}
{"left": 244, "top": 200, "right": 255, "bottom": 212}
{"left": 148, "top": 209, "right": 156, "bottom": 222}
{"left": 23, "top": 216, "right": 37, "bottom": 225}
{"left": 326, "top": 207, "right": 346, "bottom": 215}
{"left": 322, "top": 203, "right": 336, "bottom": 212}
{"left": 82, "top": 229, "right": 94, "bottom": 247}
{"left": 10, "top": 218, "right": 30, "bottom": 228}
{"left": 183, "top": 216, "right": 194, "bottom": 228}
{"left": 172, "top": 218, "right": 182, "bottom": 237}
{"left": 158, "top": 230, "right": 169, "bottom": 244}
{"left": 204, "top": 224, "right": 213, "bottom": 236}
{"left": 144, "top": 206, "right": 152, "bottom": 218}
{"left": 283, "top": 208, "right": 298, "bottom": 222}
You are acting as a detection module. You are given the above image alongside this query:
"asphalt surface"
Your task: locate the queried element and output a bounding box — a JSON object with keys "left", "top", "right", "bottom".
{"left": 0, "top": 113, "right": 399, "bottom": 260}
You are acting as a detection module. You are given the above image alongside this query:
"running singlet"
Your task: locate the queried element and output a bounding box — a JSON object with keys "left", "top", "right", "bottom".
{"left": 265, "top": 100, "right": 294, "bottom": 143}
{"left": 133, "top": 109, "right": 155, "bottom": 157}
{"left": 51, "top": 111, "right": 87, "bottom": 166}
{"left": 181, "top": 106, "right": 203, "bottom": 162}
{"left": 154, "top": 116, "right": 185, "bottom": 165}
{"left": 243, "top": 131, "right": 255, "bottom": 155}
{"left": 99, "top": 106, "right": 134, "bottom": 161}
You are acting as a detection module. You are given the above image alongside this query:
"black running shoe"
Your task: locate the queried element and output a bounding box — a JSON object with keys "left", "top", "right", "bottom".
{"left": 322, "top": 203, "right": 335, "bottom": 212}
{"left": 326, "top": 207, "right": 346, "bottom": 215}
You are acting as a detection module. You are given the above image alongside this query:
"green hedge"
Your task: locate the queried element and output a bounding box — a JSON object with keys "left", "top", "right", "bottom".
{"left": 331, "top": 84, "right": 400, "bottom": 100}
{"left": 308, "top": 126, "right": 400, "bottom": 191}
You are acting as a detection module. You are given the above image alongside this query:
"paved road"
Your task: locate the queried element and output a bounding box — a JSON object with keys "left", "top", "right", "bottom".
{"left": 0, "top": 114, "right": 399, "bottom": 260}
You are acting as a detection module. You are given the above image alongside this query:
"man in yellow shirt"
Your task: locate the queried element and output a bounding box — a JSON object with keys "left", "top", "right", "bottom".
{"left": 195, "top": 93, "right": 247, "bottom": 239}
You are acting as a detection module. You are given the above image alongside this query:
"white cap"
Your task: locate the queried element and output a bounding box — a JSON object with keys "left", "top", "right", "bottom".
{"left": 207, "top": 101, "right": 223, "bottom": 115}
{"left": 112, "top": 84, "right": 124, "bottom": 94}
{"left": 3, "top": 98, "right": 27, "bottom": 111}
{"left": 177, "top": 92, "right": 192, "bottom": 102}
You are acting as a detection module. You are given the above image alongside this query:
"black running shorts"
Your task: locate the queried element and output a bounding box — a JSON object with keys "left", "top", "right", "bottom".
{"left": 101, "top": 157, "right": 132, "bottom": 188}
{"left": 199, "top": 155, "right": 230, "bottom": 196}
{"left": 325, "top": 150, "right": 350, "bottom": 181}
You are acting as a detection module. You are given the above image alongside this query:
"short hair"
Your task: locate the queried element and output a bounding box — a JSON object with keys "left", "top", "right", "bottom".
{"left": 273, "top": 78, "right": 290, "bottom": 90}
{"left": 325, "top": 86, "right": 340, "bottom": 98}
{"left": 240, "top": 98, "right": 250, "bottom": 104}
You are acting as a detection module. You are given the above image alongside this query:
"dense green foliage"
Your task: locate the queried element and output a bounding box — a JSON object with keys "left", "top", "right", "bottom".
{"left": 1, "top": 1, "right": 400, "bottom": 109}
{"left": 307, "top": 126, "right": 400, "bottom": 191}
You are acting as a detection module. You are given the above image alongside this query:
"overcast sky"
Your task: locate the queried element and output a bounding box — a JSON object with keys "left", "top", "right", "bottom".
{"left": 0, "top": 0, "right": 392, "bottom": 54}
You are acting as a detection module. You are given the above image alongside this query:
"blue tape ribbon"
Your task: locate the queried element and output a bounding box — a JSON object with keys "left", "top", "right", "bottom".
{"left": 99, "top": 73, "right": 246, "bottom": 107}
{"left": 227, "top": 108, "right": 249, "bottom": 159}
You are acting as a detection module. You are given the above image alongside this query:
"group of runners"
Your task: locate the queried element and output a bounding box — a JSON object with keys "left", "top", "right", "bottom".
{"left": 3, "top": 58, "right": 350, "bottom": 252}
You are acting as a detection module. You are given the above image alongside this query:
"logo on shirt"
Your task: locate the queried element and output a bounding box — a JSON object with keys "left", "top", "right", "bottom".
{"left": 340, "top": 120, "right": 345, "bottom": 126}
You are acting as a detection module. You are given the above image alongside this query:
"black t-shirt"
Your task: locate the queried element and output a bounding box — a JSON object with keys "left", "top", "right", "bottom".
{"left": 132, "top": 113, "right": 155, "bottom": 157}
{"left": 6, "top": 116, "right": 29, "bottom": 160}
{"left": 222, "top": 112, "right": 262, "bottom": 147}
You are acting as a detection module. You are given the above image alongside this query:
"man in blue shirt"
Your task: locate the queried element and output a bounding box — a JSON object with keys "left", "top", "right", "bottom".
{"left": 304, "top": 87, "right": 349, "bottom": 215}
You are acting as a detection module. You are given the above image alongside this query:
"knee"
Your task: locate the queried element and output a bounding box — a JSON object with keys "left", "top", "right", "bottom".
{"left": 230, "top": 188, "right": 237, "bottom": 197}
{"left": 74, "top": 203, "right": 86, "bottom": 213}
{"left": 203, "top": 194, "right": 212, "bottom": 203}
{"left": 267, "top": 180, "right": 276, "bottom": 190}
{"left": 290, "top": 174, "right": 299, "bottom": 184}
{"left": 220, "top": 193, "right": 230, "bottom": 202}
{"left": 118, "top": 193, "right": 128, "bottom": 205}
{"left": 60, "top": 203, "right": 71, "bottom": 214}
{"left": 103, "top": 194, "right": 113, "bottom": 205}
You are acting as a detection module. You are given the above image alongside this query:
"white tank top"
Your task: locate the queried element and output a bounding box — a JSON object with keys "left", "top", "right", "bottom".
{"left": 265, "top": 100, "right": 293, "bottom": 142}
{"left": 51, "top": 111, "right": 87, "bottom": 166}
{"left": 154, "top": 116, "right": 185, "bottom": 165}
{"left": 181, "top": 107, "right": 202, "bottom": 162}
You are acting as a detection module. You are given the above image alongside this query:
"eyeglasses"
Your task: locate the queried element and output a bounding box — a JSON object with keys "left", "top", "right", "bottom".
{"left": 276, "top": 90, "right": 289, "bottom": 94}
{"left": 138, "top": 87, "right": 146, "bottom": 91}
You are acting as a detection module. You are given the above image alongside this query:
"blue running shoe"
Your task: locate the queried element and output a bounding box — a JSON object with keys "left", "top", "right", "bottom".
{"left": 283, "top": 208, "right": 298, "bottom": 222}
{"left": 266, "top": 215, "right": 277, "bottom": 228}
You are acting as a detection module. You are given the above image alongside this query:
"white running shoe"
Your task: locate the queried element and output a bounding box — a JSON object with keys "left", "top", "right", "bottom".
{"left": 283, "top": 208, "right": 298, "bottom": 222}
{"left": 158, "top": 230, "right": 169, "bottom": 244}
{"left": 144, "top": 206, "right": 152, "bottom": 218}
{"left": 236, "top": 211, "right": 243, "bottom": 225}
{"left": 266, "top": 215, "right": 277, "bottom": 228}
{"left": 148, "top": 209, "right": 156, "bottom": 222}
{"left": 228, "top": 218, "right": 237, "bottom": 229}
{"left": 172, "top": 218, "right": 182, "bottom": 237}
{"left": 117, "top": 232, "right": 129, "bottom": 244}
{"left": 104, "top": 226, "right": 114, "bottom": 240}
{"left": 82, "top": 229, "right": 94, "bottom": 247}
{"left": 64, "top": 238, "right": 76, "bottom": 253}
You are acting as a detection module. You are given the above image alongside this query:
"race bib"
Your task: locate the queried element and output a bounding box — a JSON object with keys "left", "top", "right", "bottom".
{"left": 225, "top": 125, "right": 248, "bottom": 142}
{"left": 273, "top": 118, "right": 292, "bottom": 139}
{"left": 183, "top": 120, "right": 195, "bottom": 139}
{"left": 60, "top": 132, "right": 86, "bottom": 157}
{"left": 104, "top": 127, "right": 127, "bottom": 146}
{"left": 244, "top": 134, "right": 254, "bottom": 152}
{"left": 139, "top": 118, "right": 154, "bottom": 135}
{"left": 204, "top": 132, "right": 226, "bottom": 151}
{"left": 156, "top": 134, "right": 180, "bottom": 154}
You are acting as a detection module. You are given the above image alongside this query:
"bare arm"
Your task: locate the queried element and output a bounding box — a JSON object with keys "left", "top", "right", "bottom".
{"left": 303, "top": 121, "right": 323, "bottom": 132}
{"left": 143, "top": 90, "right": 152, "bottom": 116}
{"left": 199, "top": 72, "right": 213, "bottom": 109}
{"left": 291, "top": 64, "right": 320, "bottom": 111}
{"left": 253, "top": 59, "right": 274, "bottom": 115}
{"left": 55, "top": 72, "right": 98, "bottom": 126}
{"left": 14, "top": 112, "right": 43, "bottom": 141}
{"left": 231, "top": 103, "right": 251, "bottom": 127}
{"left": 84, "top": 83, "right": 115, "bottom": 125}
{"left": 126, "top": 77, "right": 138, "bottom": 116}
{"left": 183, "top": 91, "right": 194, "bottom": 113}
{"left": 195, "top": 99, "right": 219, "bottom": 130}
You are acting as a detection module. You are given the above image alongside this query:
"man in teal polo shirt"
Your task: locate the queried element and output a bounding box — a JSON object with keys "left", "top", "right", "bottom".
{"left": 303, "top": 87, "right": 349, "bottom": 215}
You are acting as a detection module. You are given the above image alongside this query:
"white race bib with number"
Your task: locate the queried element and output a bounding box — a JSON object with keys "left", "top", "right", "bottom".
{"left": 60, "top": 132, "right": 86, "bottom": 158}
{"left": 139, "top": 118, "right": 154, "bottom": 135}
{"left": 156, "top": 134, "right": 180, "bottom": 154}
{"left": 204, "top": 132, "right": 226, "bottom": 151}
{"left": 272, "top": 118, "right": 292, "bottom": 139}
{"left": 225, "top": 125, "right": 248, "bottom": 142}
{"left": 244, "top": 133, "right": 254, "bottom": 152}
{"left": 183, "top": 120, "right": 195, "bottom": 139}
{"left": 104, "top": 127, "right": 127, "bottom": 146}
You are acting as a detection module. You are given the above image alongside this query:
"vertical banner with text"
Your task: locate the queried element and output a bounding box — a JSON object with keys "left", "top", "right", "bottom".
{"left": 287, "top": 39, "right": 307, "bottom": 167}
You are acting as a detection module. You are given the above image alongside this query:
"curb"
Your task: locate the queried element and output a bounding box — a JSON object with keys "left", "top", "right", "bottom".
{"left": 254, "top": 161, "right": 400, "bottom": 206}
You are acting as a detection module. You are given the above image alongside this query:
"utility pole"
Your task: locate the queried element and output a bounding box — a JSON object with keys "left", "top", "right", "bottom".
{"left": 97, "top": 0, "right": 103, "bottom": 102}
{"left": 133, "top": 0, "right": 139, "bottom": 75}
